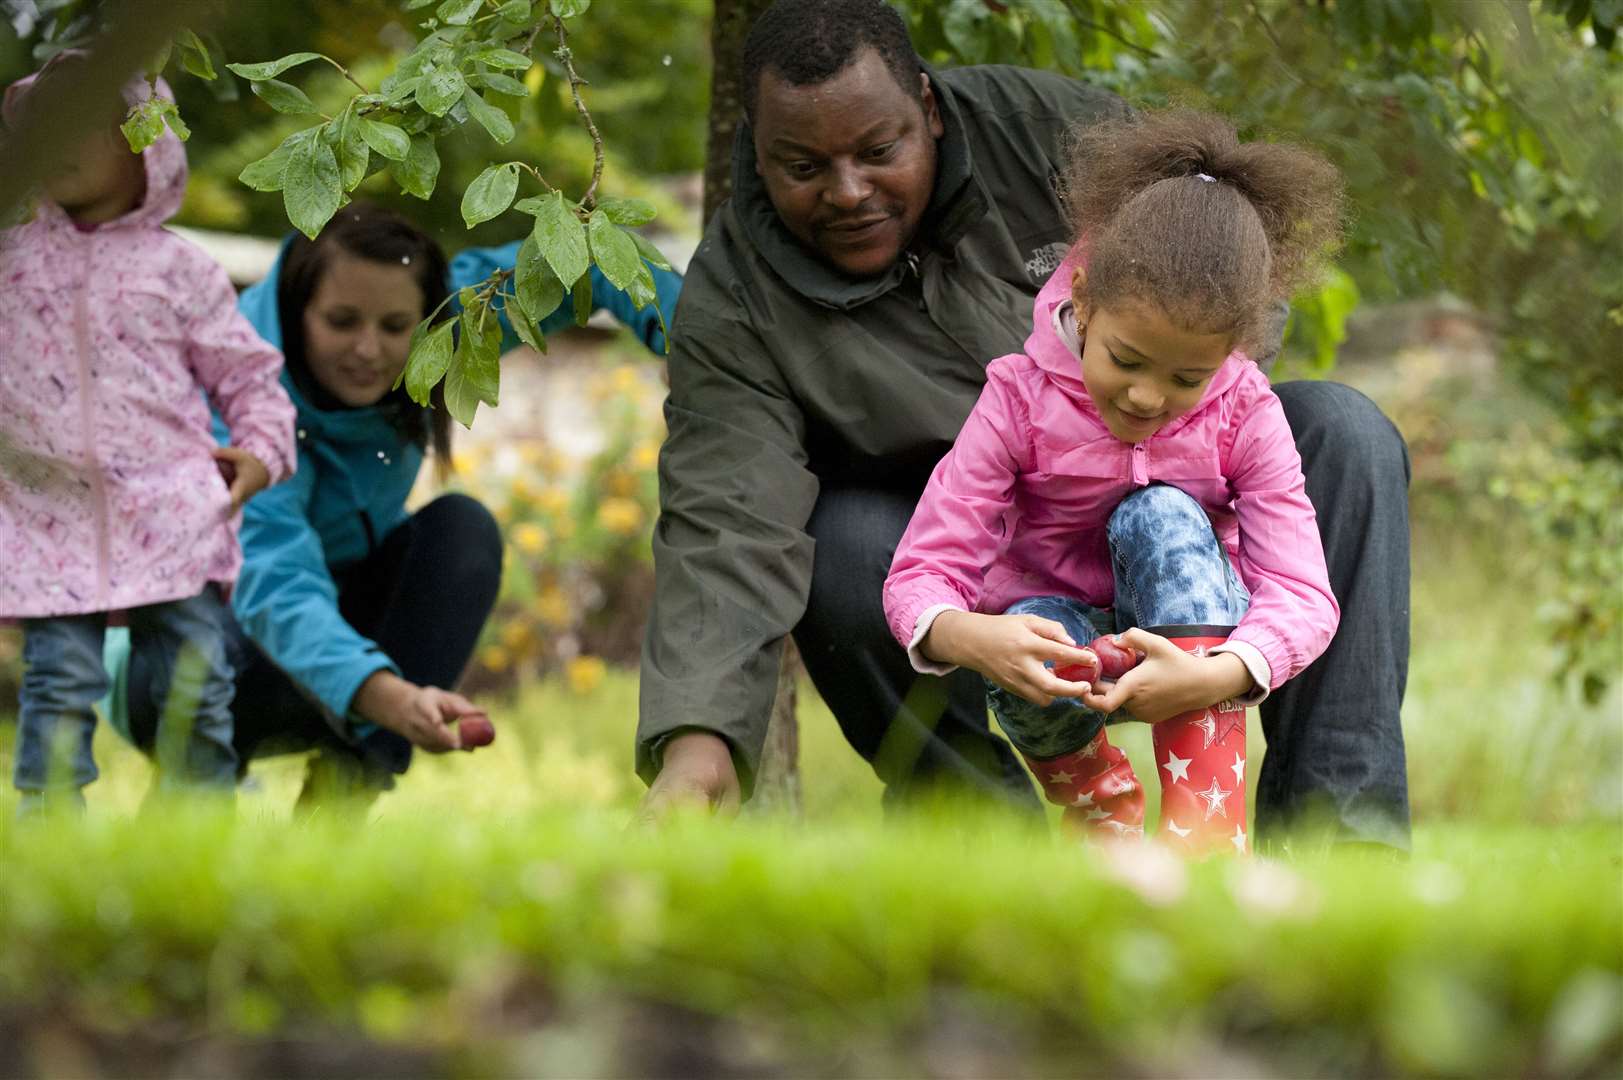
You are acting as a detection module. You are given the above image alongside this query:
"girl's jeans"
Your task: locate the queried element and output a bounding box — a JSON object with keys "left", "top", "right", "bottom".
{"left": 15, "top": 586, "right": 237, "bottom": 798}
{"left": 988, "top": 484, "right": 1251, "bottom": 759}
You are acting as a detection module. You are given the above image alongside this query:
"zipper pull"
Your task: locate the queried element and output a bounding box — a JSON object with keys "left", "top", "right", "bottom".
{"left": 904, "top": 251, "right": 921, "bottom": 278}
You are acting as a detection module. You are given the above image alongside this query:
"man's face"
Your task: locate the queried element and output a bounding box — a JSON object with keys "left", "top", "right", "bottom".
{"left": 752, "top": 47, "right": 944, "bottom": 278}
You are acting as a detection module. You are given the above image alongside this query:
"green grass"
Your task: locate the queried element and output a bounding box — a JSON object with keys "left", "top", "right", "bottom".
{"left": 0, "top": 517, "right": 1619, "bottom": 1076}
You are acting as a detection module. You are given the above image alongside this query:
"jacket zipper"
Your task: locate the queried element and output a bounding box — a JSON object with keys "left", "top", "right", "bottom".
{"left": 72, "top": 240, "right": 112, "bottom": 610}
{"left": 904, "top": 251, "right": 926, "bottom": 312}
{"left": 1130, "top": 442, "right": 1149, "bottom": 486}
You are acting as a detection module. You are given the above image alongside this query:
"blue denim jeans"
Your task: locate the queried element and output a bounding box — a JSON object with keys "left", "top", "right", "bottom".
{"left": 987, "top": 484, "right": 1250, "bottom": 759}
{"left": 15, "top": 586, "right": 237, "bottom": 800}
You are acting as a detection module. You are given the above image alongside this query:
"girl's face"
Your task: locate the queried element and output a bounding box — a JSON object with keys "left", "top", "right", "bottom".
{"left": 302, "top": 251, "right": 426, "bottom": 407}
{"left": 1073, "top": 274, "right": 1233, "bottom": 444}
{"left": 44, "top": 123, "right": 146, "bottom": 224}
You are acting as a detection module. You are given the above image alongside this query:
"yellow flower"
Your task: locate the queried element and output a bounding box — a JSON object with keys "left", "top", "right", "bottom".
{"left": 512, "top": 474, "right": 544, "bottom": 502}
{"left": 566, "top": 655, "right": 606, "bottom": 695}
{"left": 512, "top": 523, "right": 549, "bottom": 556}
{"left": 537, "top": 486, "right": 571, "bottom": 516}
{"left": 500, "top": 620, "right": 534, "bottom": 652}
{"left": 597, "top": 497, "right": 644, "bottom": 535}
{"left": 605, "top": 469, "right": 638, "bottom": 497}
{"left": 631, "top": 441, "right": 661, "bottom": 471}
{"left": 450, "top": 446, "right": 483, "bottom": 475}
{"left": 516, "top": 442, "right": 546, "bottom": 466}
{"left": 611, "top": 364, "right": 640, "bottom": 395}
{"left": 537, "top": 586, "right": 572, "bottom": 627}
{"left": 550, "top": 517, "right": 576, "bottom": 541}
{"left": 479, "top": 644, "right": 512, "bottom": 673}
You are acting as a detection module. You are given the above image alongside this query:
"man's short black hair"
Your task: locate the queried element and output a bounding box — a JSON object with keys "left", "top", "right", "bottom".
{"left": 742, "top": 0, "right": 923, "bottom": 123}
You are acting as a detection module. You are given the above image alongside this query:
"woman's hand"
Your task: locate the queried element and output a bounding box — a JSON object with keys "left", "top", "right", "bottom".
{"left": 1080, "top": 628, "right": 1254, "bottom": 724}
{"left": 352, "top": 670, "right": 488, "bottom": 753}
{"left": 922, "top": 610, "right": 1099, "bottom": 706}
{"left": 213, "top": 446, "right": 271, "bottom": 513}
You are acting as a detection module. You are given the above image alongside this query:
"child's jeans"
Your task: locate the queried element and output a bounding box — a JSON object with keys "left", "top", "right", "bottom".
{"left": 14, "top": 586, "right": 237, "bottom": 799}
{"left": 988, "top": 484, "right": 1251, "bottom": 758}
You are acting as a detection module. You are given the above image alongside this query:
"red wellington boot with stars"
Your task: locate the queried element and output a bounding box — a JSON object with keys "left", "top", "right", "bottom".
{"left": 1024, "top": 729, "right": 1146, "bottom": 840}
{"left": 1149, "top": 626, "right": 1250, "bottom": 855}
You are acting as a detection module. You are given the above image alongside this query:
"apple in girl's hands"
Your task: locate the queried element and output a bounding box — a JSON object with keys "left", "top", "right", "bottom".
{"left": 457, "top": 714, "right": 495, "bottom": 750}
{"left": 1054, "top": 635, "right": 1143, "bottom": 684}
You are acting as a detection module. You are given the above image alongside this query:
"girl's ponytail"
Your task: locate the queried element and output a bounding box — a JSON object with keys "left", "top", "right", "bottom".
{"left": 1061, "top": 110, "right": 1344, "bottom": 349}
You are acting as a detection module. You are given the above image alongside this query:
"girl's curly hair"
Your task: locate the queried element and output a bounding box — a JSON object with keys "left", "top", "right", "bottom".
{"left": 1060, "top": 109, "right": 1345, "bottom": 352}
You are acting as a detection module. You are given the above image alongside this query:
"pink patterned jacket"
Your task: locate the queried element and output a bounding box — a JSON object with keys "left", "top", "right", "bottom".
{"left": 0, "top": 71, "right": 295, "bottom": 618}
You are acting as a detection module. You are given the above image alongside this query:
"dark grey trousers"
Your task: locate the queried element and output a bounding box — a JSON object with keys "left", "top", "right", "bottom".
{"left": 793, "top": 381, "right": 1412, "bottom": 847}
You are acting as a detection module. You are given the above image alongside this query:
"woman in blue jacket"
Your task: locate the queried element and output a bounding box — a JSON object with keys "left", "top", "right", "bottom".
{"left": 122, "top": 201, "right": 681, "bottom": 801}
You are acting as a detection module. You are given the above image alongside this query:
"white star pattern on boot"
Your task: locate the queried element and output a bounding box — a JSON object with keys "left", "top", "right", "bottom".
{"left": 1230, "top": 753, "right": 1246, "bottom": 785}
{"left": 1231, "top": 824, "right": 1247, "bottom": 852}
{"left": 1196, "top": 709, "right": 1220, "bottom": 749}
{"left": 1161, "top": 749, "right": 1191, "bottom": 784}
{"left": 1070, "top": 789, "right": 1096, "bottom": 808}
{"left": 1083, "top": 806, "right": 1113, "bottom": 822}
{"left": 1197, "top": 777, "right": 1231, "bottom": 820}
{"left": 1165, "top": 819, "right": 1192, "bottom": 838}
{"left": 1047, "top": 769, "right": 1075, "bottom": 785}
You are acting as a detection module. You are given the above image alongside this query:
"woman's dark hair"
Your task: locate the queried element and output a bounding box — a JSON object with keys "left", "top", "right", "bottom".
{"left": 277, "top": 201, "right": 453, "bottom": 464}
{"left": 1061, "top": 109, "right": 1345, "bottom": 352}
{"left": 741, "top": 0, "right": 922, "bottom": 123}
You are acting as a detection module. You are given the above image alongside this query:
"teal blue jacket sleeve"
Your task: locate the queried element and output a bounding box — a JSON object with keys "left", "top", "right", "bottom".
{"left": 229, "top": 453, "right": 399, "bottom": 734}
{"left": 447, "top": 240, "right": 683, "bottom": 355}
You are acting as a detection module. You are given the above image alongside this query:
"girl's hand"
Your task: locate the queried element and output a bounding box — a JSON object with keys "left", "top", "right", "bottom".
{"left": 1080, "top": 628, "right": 1254, "bottom": 724}
{"left": 213, "top": 446, "right": 271, "bottom": 513}
{"left": 352, "top": 671, "right": 488, "bottom": 753}
{"left": 922, "top": 610, "right": 1099, "bottom": 706}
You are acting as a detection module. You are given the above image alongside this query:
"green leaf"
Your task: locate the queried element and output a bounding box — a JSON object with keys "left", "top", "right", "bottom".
{"left": 514, "top": 236, "right": 565, "bottom": 324}
{"left": 177, "top": 29, "right": 215, "bottom": 80}
{"left": 597, "top": 196, "right": 656, "bottom": 227}
{"left": 119, "top": 99, "right": 168, "bottom": 153}
{"left": 550, "top": 0, "right": 590, "bottom": 17}
{"left": 251, "top": 78, "right": 319, "bottom": 116}
{"left": 403, "top": 320, "right": 456, "bottom": 404}
{"left": 461, "top": 163, "right": 519, "bottom": 228}
{"left": 473, "top": 47, "right": 531, "bottom": 70}
{"left": 358, "top": 118, "right": 411, "bottom": 161}
{"left": 283, "top": 135, "right": 343, "bottom": 240}
{"left": 226, "top": 52, "right": 324, "bottom": 81}
{"left": 629, "top": 230, "right": 673, "bottom": 272}
{"left": 587, "top": 210, "right": 643, "bottom": 292}
{"left": 392, "top": 135, "right": 441, "bottom": 199}
{"left": 337, "top": 113, "right": 371, "bottom": 191}
{"left": 160, "top": 101, "right": 190, "bottom": 141}
{"left": 571, "top": 270, "right": 593, "bottom": 327}
{"left": 444, "top": 294, "right": 502, "bottom": 428}
{"left": 462, "top": 88, "right": 515, "bottom": 143}
{"left": 416, "top": 66, "right": 465, "bottom": 116}
{"left": 528, "top": 192, "right": 590, "bottom": 287}
{"left": 437, "top": 0, "right": 484, "bottom": 25}
{"left": 470, "top": 71, "right": 529, "bottom": 98}
{"left": 495, "top": 0, "right": 532, "bottom": 20}
{"left": 403, "top": 0, "right": 437, "bottom": 9}
{"left": 237, "top": 128, "right": 315, "bottom": 192}
{"left": 508, "top": 297, "right": 547, "bottom": 354}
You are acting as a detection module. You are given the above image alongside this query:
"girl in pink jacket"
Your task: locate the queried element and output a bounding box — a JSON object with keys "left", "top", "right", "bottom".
{"left": 883, "top": 110, "right": 1344, "bottom": 854}
{"left": 1, "top": 58, "right": 296, "bottom": 815}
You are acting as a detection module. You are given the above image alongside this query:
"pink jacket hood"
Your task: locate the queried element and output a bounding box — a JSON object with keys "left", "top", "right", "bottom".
{"left": 883, "top": 255, "right": 1338, "bottom": 693}
{"left": 0, "top": 62, "right": 295, "bottom": 618}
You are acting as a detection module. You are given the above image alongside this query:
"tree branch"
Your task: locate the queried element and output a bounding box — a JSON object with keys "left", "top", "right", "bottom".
{"left": 553, "top": 14, "right": 604, "bottom": 210}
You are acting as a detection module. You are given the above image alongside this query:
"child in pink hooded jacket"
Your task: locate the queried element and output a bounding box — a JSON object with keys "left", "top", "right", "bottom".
{"left": 0, "top": 57, "right": 296, "bottom": 814}
{"left": 883, "top": 110, "right": 1344, "bottom": 854}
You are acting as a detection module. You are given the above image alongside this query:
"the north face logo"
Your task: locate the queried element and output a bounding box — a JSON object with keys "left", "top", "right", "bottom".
{"left": 1024, "top": 241, "right": 1069, "bottom": 281}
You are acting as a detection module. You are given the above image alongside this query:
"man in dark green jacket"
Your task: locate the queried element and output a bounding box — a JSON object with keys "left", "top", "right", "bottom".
{"left": 638, "top": 0, "right": 1410, "bottom": 847}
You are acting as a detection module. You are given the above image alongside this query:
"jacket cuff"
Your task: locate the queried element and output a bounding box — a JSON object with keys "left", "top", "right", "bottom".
{"left": 234, "top": 432, "right": 297, "bottom": 486}
{"left": 1225, "top": 624, "right": 1293, "bottom": 692}
{"left": 329, "top": 656, "right": 401, "bottom": 741}
{"left": 1208, "top": 641, "right": 1271, "bottom": 707}
{"left": 907, "top": 604, "right": 965, "bottom": 675}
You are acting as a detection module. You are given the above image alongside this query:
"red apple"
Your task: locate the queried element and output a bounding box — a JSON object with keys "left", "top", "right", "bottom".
{"left": 458, "top": 714, "right": 495, "bottom": 750}
{"left": 1053, "top": 636, "right": 1143, "bottom": 685}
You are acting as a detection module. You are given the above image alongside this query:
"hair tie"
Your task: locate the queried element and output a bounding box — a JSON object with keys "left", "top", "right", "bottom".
{"left": 1196, "top": 172, "right": 1217, "bottom": 183}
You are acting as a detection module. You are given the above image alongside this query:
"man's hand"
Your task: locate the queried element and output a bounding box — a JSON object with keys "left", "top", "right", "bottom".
{"left": 213, "top": 446, "right": 271, "bottom": 513}
{"left": 1080, "top": 628, "right": 1254, "bottom": 724}
{"left": 637, "top": 730, "right": 741, "bottom": 824}
{"left": 922, "top": 610, "right": 1098, "bottom": 707}
{"left": 352, "top": 670, "right": 488, "bottom": 753}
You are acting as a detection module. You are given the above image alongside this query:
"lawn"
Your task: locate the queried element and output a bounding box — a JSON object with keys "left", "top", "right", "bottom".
{"left": 1, "top": 519, "right": 1619, "bottom": 1077}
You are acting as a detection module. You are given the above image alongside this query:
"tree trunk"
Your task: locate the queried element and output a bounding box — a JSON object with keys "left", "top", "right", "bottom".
{"left": 705, "top": 0, "right": 802, "bottom": 817}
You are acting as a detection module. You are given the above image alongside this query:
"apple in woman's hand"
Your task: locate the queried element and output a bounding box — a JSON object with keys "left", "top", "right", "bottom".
{"left": 1053, "top": 635, "right": 1143, "bottom": 684}
{"left": 458, "top": 714, "right": 495, "bottom": 750}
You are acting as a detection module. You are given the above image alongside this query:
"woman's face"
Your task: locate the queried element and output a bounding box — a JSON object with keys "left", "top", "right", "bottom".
{"left": 301, "top": 251, "right": 426, "bottom": 407}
